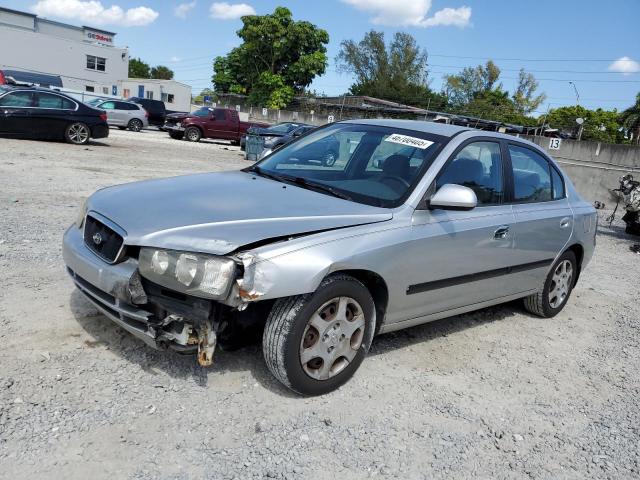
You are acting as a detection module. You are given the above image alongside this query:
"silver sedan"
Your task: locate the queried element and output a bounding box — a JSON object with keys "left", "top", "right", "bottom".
{"left": 63, "top": 120, "right": 596, "bottom": 395}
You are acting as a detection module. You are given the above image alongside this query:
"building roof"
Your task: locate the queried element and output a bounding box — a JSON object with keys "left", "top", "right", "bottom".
{"left": 0, "top": 6, "right": 116, "bottom": 36}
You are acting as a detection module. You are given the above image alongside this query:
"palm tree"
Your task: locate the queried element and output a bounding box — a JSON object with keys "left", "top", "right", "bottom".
{"left": 620, "top": 93, "right": 640, "bottom": 145}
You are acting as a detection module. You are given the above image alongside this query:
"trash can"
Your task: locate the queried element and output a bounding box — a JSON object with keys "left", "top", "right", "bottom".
{"left": 245, "top": 134, "right": 265, "bottom": 162}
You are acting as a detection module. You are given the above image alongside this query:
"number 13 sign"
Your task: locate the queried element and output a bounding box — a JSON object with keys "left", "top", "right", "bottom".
{"left": 549, "top": 138, "right": 562, "bottom": 150}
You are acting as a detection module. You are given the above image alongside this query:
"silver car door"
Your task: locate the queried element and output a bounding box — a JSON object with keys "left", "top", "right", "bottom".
{"left": 99, "top": 101, "right": 121, "bottom": 126}
{"left": 389, "top": 140, "right": 523, "bottom": 323}
{"left": 507, "top": 143, "right": 573, "bottom": 291}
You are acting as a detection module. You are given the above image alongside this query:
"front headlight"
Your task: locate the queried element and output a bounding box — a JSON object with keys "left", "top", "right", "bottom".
{"left": 138, "top": 248, "right": 236, "bottom": 300}
{"left": 76, "top": 198, "right": 88, "bottom": 229}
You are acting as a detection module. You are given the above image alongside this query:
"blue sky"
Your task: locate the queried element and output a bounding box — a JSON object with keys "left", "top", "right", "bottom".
{"left": 5, "top": 0, "right": 640, "bottom": 113}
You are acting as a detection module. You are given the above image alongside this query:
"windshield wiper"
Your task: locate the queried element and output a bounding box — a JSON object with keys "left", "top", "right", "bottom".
{"left": 246, "top": 165, "right": 287, "bottom": 183}
{"left": 246, "top": 166, "right": 352, "bottom": 201}
{"left": 287, "top": 176, "right": 353, "bottom": 201}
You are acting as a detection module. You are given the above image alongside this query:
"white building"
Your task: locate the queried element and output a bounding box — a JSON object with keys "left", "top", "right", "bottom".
{"left": 0, "top": 6, "right": 129, "bottom": 95}
{"left": 119, "top": 78, "right": 192, "bottom": 112}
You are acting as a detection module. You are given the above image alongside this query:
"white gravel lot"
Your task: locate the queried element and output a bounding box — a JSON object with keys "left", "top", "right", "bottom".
{"left": 0, "top": 128, "right": 638, "bottom": 479}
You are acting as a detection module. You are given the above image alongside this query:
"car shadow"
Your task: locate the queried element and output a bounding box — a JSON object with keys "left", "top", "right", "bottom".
{"left": 69, "top": 289, "right": 297, "bottom": 397}
{"left": 369, "top": 301, "right": 520, "bottom": 357}
{"left": 70, "top": 289, "right": 528, "bottom": 397}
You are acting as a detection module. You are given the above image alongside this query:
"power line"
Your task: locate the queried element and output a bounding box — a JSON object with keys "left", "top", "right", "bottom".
{"left": 427, "top": 54, "right": 615, "bottom": 62}
{"left": 426, "top": 64, "right": 638, "bottom": 75}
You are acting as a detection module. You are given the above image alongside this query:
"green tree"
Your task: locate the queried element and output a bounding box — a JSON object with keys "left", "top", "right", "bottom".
{"left": 212, "top": 7, "right": 329, "bottom": 109}
{"left": 443, "top": 60, "right": 501, "bottom": 106}
{"left": 512, "top": 69, "right": 546, "bottom": 115}
{"left": 336, "top": 30, "right": 447, "bottom": 110}
{"left": 150, "top": 65, "right": 174, "bottom": 80}
{"left": 128, "top": 58, "right": 150, "bottom": 78}
{"left": 462, "top": 89, "right": 536, "bottom": 126}
{"left": 545, "top": 105, "right": 624, "bottom": 143}
{"left": 620, "top": 93, "right": 640, "bottom": 145}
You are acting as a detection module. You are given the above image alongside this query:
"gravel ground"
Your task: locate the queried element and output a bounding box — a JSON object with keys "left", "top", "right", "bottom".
{"left": 0, "top": 129, "right": 639, "bottom": 479}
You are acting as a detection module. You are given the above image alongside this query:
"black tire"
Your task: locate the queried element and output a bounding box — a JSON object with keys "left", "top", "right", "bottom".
{"left": 184, "top": 126, "right": 201, "bottom": 142}
{"left": 64, "top": 122, "right": 90, "bottom": 145}
{"left": 523, "top": 250, "right": 577, "bottom": 318}
{"left": 263, "top": 274, "right": 376, "bottom": 396}
{"left": 128, "top": 118, "right": 143, "bottom": 132}
{"left": 169, "top": 132, "right": 184, "bottom": 140}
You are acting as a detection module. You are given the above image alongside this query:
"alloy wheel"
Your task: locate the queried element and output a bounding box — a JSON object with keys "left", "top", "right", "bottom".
{"left": 549, "top": 260, "right": 573, "bottom": 308}
{"left": 299, "top": 296, "right": 365, "bottom": 380}
{"left": 68, "top": 124, "right": 89, "bottom": 144}
{"left": 129, "top": 119, "right": 143, "bottom": 132}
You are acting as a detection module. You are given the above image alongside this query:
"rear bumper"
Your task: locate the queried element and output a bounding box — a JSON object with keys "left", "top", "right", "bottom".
{"left": 91, "top": 124, "right": 109, "bottom": 139}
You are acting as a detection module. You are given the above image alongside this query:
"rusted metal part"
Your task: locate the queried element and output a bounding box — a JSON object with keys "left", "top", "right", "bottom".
{"left": 197, "top": 319, "right": 217, "bottom": 367}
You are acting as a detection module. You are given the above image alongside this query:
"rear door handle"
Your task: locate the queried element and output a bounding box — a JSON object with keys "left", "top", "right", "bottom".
{"left": 560, "top": 217, "right": 571, "bottom": 228}
{"left": 494, "top": 225, "right": 510, "bottom": 239}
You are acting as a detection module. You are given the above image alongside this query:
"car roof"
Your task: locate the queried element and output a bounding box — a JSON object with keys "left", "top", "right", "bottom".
{"left": 341, "top": 118, "right": 469, "bottom": 137}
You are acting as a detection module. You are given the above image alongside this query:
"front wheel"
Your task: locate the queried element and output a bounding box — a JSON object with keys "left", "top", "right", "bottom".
{"left": 523, "top": 251, "right": 577, "bottom": 317}
{"left": 263, "top": 274, "right": 376, "bottom": 395}
{"left": 64, "top": 122, "right": 90, "bottom": 145}
{"left": 184, "top": 126, "right": 201, "bottom": 142}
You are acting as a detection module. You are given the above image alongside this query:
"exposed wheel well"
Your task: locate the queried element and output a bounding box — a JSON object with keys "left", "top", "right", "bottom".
{"left": 565, "top": 243, "right": 584, "bottom": 285}
{"left": 331, "top": 269, "right": 388, "bottom": 335}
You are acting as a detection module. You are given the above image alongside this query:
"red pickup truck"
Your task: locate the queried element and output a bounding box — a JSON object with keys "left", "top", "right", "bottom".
{"left": 164, "top": 107, "right": 268, "bottom": 144}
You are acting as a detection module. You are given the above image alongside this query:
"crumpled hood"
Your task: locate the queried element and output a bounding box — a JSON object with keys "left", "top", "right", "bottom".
{"left": 87, "top": 170, "right": 392, "bottom": 255}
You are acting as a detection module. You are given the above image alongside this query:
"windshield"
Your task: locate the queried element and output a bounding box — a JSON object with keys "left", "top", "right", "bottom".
{"left": 249, "top": 123, "right": 445, "bottom": 208}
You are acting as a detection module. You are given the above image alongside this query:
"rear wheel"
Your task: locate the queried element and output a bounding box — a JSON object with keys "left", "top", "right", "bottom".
{"left": 185, "top": 126, "right": 201, "bottom": 142}
{"left": 263, "top": 274, "right": 375, "bottom": 396}
{"left": 128, "top": 118, "right": 143, "bottom": 132}
{"left": 523, "top": 251, "right": 576, "bottom": 317}
{"left": 65, "top": 122, "right": 90, "bottom": 145}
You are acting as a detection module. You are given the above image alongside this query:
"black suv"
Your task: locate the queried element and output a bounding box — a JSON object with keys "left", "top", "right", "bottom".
{"left": 127, "top": 97, "right": 166, "bottom": 127}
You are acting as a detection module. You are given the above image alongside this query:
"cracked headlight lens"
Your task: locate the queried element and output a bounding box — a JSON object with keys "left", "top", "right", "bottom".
{"left": 139, "top": 248, "right": 236, "bottom": 300}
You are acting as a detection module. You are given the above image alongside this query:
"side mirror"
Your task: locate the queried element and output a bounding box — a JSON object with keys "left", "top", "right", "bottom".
{"left": 429, "top": 184, "right": 477, "bottom": 210}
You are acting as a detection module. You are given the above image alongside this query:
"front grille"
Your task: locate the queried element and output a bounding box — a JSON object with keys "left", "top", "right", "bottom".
{"left": 83, "top": 215, "right": 125, "bottom": 263}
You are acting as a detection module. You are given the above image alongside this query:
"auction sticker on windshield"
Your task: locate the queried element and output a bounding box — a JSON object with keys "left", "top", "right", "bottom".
{"left": 384, "top": 134, "right": 434, "bottom": 149}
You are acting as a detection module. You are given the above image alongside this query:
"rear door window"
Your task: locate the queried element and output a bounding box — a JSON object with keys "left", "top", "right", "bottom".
{"left": 0, "top": 91, "right": 34, "bottom": 107}
{"left": 508, "top": 144, "right": 553, "bottom": 202}
{"left": 100, "top": 101, "right": 116, "bottom": 110}
{"left": 35, "top": 93, "right": 75, "bottom": 109}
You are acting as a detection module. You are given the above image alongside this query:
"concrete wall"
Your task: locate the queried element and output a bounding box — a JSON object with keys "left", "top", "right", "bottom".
{"left": 521, "top": 135, "right": 640, "bottom": 204}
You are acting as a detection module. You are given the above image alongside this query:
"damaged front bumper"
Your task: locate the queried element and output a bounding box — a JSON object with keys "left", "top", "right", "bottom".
{"left": 63, "top": 226, "right": 217, "bottom": 360}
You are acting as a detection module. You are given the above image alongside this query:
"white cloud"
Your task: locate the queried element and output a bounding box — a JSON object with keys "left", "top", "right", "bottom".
{"left": 170, "top": 56, "right": 181, "bottom": 62}
{"left": 174, "top": 1, "right": 196, "bottom": 19}
{"left": 31, "top": 0, "right": 158, "bottom": 26}
{"left": 341, "top": 0, "right": 471, "bottom": 28}
{"left": 420, "top": 6, "right": 471, "bottom": 27}
{"left": 608, "top": 56, "right": 640, "bottom": 75}
{"left": 210, "top": 2, "right": 255, "bottom": 20}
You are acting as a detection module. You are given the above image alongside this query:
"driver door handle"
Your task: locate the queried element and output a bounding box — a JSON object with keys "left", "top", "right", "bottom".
{"left": 494, "top": 225, "right": 510, "bottom": 239}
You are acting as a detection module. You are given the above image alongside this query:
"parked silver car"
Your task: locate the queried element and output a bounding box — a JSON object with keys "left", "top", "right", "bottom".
{"left": 87, "top": 99, "right": 148, "bottom": 132}
{"left": 63, "top": 120, "right": 597, "bottom": 395}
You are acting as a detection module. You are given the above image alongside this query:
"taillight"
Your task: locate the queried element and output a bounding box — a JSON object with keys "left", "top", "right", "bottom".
{"left": 144, "top": 108, "right": 149, "bottom": 118}
{"left": 100, "top": 112, "right": 107, "bottom": 121}
{"left": 0, "top": 71, "right": 5, "bottom": 84}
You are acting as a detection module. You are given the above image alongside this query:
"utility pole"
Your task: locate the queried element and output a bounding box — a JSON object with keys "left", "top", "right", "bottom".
{"left": 569, "top": 82, "right": 583, "bottom": 140}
